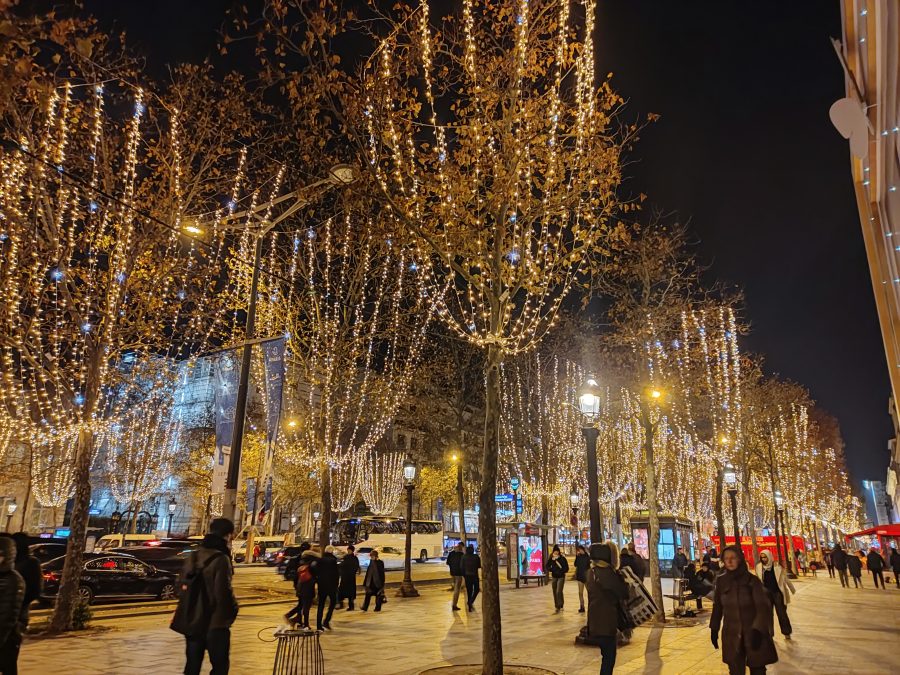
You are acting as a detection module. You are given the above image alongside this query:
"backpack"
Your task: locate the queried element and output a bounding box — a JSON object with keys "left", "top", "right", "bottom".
{"left": 170, "top": 552, "right": 224, "bottom": 637}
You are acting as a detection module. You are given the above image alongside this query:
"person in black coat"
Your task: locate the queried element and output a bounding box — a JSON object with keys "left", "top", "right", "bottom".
{"left": 361, "top": 549, "right": 386, "bottom": 612}
{"left": 573, "top": 545, "right": 591, "bottom": 613}
{"left": 338, "top": 545, "right": 360, "bottom": 610}
{"left": 866, "top": 549, "right": 886, "bottom": 589}
{"left": 586, "top": 542, "right": 628, "bottom": 675}
{"left": 313, "top": 546, "right": 340, "bottom": 630}
{"left": 890, "top": 546, "right": 900, "bottom": 588}
{"left": 847, "top": 552, "right": 863, "bottom": 588}
{"left": 462, "top": 544, "right": 481, "bottom": 611}
{"left": 545, "top": 545, "right": 570, "bottom": 612}
{"left": 620, "top": 542, "right": 647, "bottom": 582}
{"left": 10, "top": 533, "right": 40, "bottom": 630}
{"left": 672, "top": 547, "right": 689, "bottom": 578}
{"left": 831, "top": 544, "right": 849, "bottom": 588}
{"left": 446, "top": 542, "right": 466, "bottom": 610}
{"left": 0, "top": 536, "right": 25, "bottom": 675}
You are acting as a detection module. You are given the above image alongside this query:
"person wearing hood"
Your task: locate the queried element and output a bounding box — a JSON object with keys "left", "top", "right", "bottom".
{"left": 293, "top": 544, "right": 320, "bottom": 628}
{"left": 585, "top": 541, "right": 628, "bottom": 675}
{"left": 847, "top": 551, "right": 864, "bottom": 588}
{"left": 545, "top": 544, "right": 569, "bottom": 612}
{"left": 620, "top": 541, "right": 647, "bottom": 582}
{"left": 313, "top": 546, "right": 339, "bottom": 630}
{"left": 462, "top": 544, "right": 481, "bottom": 611}
{"left": 866, "top": 548, "right": 886, "bottom": 589}
{"left": 754, "top": 550, "right": 794, "bottom": 639}
{"left": 180, "top": 517, "right": 238, "bottom": 675}
{"left": 0, "top": 536, "right": 24, "bottom": 675}
{"left": 889, "top": 545, "right": 900, "bottom": 588}
{"left": 11, "top": 533, "right": 40, "bottom": 631}
{"left": 711, "top": 545, "right": 778, "bottom": 674}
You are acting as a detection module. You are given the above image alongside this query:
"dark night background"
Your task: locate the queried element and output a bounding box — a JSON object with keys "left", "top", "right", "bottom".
{"left": 81, "top": 0, "right": 893, "bottom": 485}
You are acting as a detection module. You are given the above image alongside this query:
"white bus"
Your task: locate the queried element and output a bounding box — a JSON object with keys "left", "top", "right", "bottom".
{"left": 333, "top": 516, "right": 443, "bottom": 562}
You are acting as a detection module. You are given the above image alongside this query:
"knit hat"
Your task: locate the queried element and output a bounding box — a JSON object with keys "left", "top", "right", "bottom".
{"left": 590, "top": 542, "right": 611, "bottom": 562}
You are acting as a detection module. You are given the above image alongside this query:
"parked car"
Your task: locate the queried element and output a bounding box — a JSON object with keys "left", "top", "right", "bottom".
{"left": 93, "top": 533, "right": 160, "bottom": 551}
{"left": 30, "top": 543, "right": 69, "bottom": 564}
{"left": 111, "top": 543, "right": 198, "bottom": 574}
{"left": 40, "top": 552, "right": 177, "bottom": 605}
{"left": 357, "top": 546, "right": 406, "bottom": 570}
{"left": 232, "top": 535, "right": 287, "bottom": 563}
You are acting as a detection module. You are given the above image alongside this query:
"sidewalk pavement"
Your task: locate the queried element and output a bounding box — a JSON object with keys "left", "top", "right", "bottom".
{"left": 19, "top": 570, "right": 900, "bottom": 674}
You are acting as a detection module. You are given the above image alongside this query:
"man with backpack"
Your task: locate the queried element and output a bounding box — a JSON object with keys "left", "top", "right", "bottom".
{"left": 173, "top": 518, "right": 239, "bottom": 675}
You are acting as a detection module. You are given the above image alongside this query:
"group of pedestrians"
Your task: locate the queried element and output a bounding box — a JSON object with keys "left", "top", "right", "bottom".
{"left": 831, "top": 543, "right": 899, "bottom": 589}
{"left": 445, "top": 542, "right": 481, "bottom": 611}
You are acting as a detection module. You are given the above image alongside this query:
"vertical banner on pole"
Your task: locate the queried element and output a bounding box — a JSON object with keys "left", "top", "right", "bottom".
{"left": 260, "top": 338, "right": 286, "bottom": 509}
{"left": 212, "top": 353, "right": 239, "bottom": 515}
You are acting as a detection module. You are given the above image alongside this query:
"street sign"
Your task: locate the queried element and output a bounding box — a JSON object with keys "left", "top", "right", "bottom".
{"left": 510, "top": 477, "right": 520, "bottom": 491}
{"left": 495, "top": 493, "right": 514, "bottom": 502}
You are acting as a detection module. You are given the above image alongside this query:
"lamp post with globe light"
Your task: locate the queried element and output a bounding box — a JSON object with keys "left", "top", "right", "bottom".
{"left": 398, "top": 458, "right": 420, "bottom": 597}
{"left": 5, "top": 501, "right": 16, "bottom": 531}
{"left": 569, "top": 489, "right": 580, "bottom": 542}
{"left": 576, "top": 376, "right": 603, "bottom": 544}
{"left": 167, "top": 497, "right": 177, "bottom": 539}
{"left": 774, "top": 490, "right": 787, "bottom": 568}
{"left": 312, "top": 510, "right": 321, "bottom": 542}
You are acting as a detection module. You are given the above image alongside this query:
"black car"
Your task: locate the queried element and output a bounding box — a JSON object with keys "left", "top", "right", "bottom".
{"left": 30, "top": 543, "right": 69, "bottom": 564}
{"left": 41, "top": 552, "right": 177, "bottom": 605}
{"left": 111, "top": 543, "right": 198, "bottom": 575}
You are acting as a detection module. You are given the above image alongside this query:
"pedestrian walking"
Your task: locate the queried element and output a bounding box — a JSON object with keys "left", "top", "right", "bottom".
{"left": 866, "top": 549, "right": 886, "bottom": 589}
{"left": 462, "top": 544, "right": 481, "bottom": 611}
{"left": 338, "top": 544, "right": 360, "bottom": 610}
{"left": 174, "top": 517, "right": 239, "bottom": 675}
{"left": 313, "top": 546, "right": 339, "bottom": 630}
{"left": 889, "top": 546, "right": 900, "bottom": 588}
{"left": 824, "top": 550, "right": 834, "bottom": 578}
{"left": 847, "top": 552, "right": 864, "bottom": 588}
{"left": 585, "top": 541, "right": 628, "bottom": 675}
{"left": 11, "top": 533, "right": 40, "bottom": 631}
{"left": 0, "top": 536, "right": 24, "bottom": 675}
{"left": 711, "top": 545, "right": 778, "bottom": 675}
{"left": 446, "top": 542, "right": 465, "bottom": 611}
{"left": 831, "top": 544, "right": 849, "bottom": 588}
{"left": 754, "top": 551, "right": 794, "bottom": 639}
{"left": 672, "top": 546, "right": 689, "bottom": 578}
{"left": 574, "top": 544, "right": 590, "bottom": 613}
{"left": 361, "top": 549, "right": 386, "bottom": 611}
{"left": 295, "top": 546, "right": 320, "bottom": 628}
{"left": 545, "top": 545, "right": 569, "bottom": 612}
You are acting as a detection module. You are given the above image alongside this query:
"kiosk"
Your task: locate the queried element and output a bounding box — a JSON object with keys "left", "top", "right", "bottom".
{"left": 629, "top": 513, "right": 695, "bottom": 577}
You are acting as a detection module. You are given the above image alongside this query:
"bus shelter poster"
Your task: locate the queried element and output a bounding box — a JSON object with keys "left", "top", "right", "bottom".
{"left": 517, "top": 536, "right": 544, "bottom": 576}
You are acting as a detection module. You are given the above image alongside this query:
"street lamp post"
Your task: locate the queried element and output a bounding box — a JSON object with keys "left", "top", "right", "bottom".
{"left": 774, "top": 490, "right": 788, "bottom": 569}
{"left": 569, "top": 489, "right": 580, "bottom": 542}
{"left": 398, "top": 458, "right": 420, "bottom": 597}
{"left": 510, "top": 476, "right": 520, "bottom": 521}
{"left": 167, "top": 498, "right": 177, "bottom": 539}
{"left": 312, "top": 510, "right": 321, "bottom": 542}
{"left": 576, "top": 376, "right": 603, "bottom": 544}
{"left": 213, "top": 165, "right": 357, "bottom": 523}
{"left": 724, "top": 462, "right": 740, "bottom": 544}
{"left": 5, "top": 501, "right": 16, "bottom": 531}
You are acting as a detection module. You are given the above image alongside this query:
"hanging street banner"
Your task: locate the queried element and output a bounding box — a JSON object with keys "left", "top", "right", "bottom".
{"left": 212, "top": 353, "right": 239, "bottom": 496}
{"left": 263, "top": 337, "right": 286, "bottom": 446}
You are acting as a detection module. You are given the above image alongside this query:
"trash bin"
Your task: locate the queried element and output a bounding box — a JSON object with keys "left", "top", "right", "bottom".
{"left": 273, "top": 629, "right": 325, "bottom": 675}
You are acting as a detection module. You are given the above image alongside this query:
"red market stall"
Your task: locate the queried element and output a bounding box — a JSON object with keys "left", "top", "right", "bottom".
{"left": 845, "top": 524, "right": 900, "bottom": 554}
{"left": 713, "top": 535, "right": 805, "bottom": 566}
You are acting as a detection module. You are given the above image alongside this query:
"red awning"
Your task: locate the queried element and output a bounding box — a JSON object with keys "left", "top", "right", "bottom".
{"left": 844, "top": 523, "right": 900, "bottom": 539}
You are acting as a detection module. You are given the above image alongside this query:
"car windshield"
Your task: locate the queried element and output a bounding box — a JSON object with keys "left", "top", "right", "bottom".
{"left": 358, "top": 547, "right": 373, "bottom": 554}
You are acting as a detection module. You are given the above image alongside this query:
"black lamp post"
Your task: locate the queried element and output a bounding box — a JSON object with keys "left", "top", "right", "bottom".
{"left": 570, "top": 489, "right": 580, "bottom": 542}
{"left": 398, "top": 458, "right": 420, "bottom": 597}
{"left": 312, "top": 510, "right": 321, "bottom": 542}
{"left": 577, "top": 376, "right": 603, "bottom": 544}
{"left": 167, "top": 498, "right": 177, "bottom": 538}
{"left": 724, "top": 462, "right": 740, "bottom": 544}
{"left": 774, "top": 490, "right": 788, "bottom": 569}
{"left": 5, "top": 501, "right": 16, "bottom": 532}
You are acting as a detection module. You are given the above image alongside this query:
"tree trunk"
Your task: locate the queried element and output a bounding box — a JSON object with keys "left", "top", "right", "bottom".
{"left": 19, "top": 446, "right": 33, "bottom": 531}
{"left": 714, "top": 465, "right": 726, "bottom": 549}
{"left": 319, "top": 466, "right": 332, "bottom": 550}
{"left": 742, "top": 468, "right": 760, "bottom": 565}
{"left": 641, "top": 410, "right": 665, "bottom": 622}
{"left": 479, "top": 343, "right": 503, "bottom": 674}
{"left": 49, "top": 427, "right": 94, "bottom": 632}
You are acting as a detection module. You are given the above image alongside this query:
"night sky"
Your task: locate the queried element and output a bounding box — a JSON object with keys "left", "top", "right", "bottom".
{"left": 83, "top": 0, "right": 893, "bottom": 483}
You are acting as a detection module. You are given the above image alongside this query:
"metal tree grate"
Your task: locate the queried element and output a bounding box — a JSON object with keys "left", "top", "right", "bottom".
{"left": 272, "top": 629, "right": 325, "bottom": 675}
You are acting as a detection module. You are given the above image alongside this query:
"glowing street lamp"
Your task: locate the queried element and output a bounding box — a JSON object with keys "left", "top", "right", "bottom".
{"left": 576, "top": 376, "right": 603, "bottom": 543}
{"left": 398, "top": 458, "right": 419, "bottom": 597}
{"left": 167, "top": 497, "right": 177, "bottom": 538}
{"left": 723, "top": 462, "right": 739, "bottom": 543}
{"left": 5, "top": 501, "right": 16, "bottom": 531}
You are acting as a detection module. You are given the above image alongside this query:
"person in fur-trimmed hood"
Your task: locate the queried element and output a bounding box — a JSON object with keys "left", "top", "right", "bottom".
{"left": 586, "top": 541, "right": 628, "bottom": 675}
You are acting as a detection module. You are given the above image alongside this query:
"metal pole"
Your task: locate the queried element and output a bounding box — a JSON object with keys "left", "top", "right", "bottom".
{"left": 167, "top": 513, "right": 172, "bottom": 539}
{"left": 398, "top": 483, "right": 419, "bottom": 597}
{"left": 614, "top": 496, "right": 623, "bottom": 548}
{"left": 729, "top": 489, "right": 740, "bottom": 544}
{"left": 582, "top": 426, "right": 602, "bottom": 544}
{"left": 222, "top": 234, "right": 264, "bottom": 523}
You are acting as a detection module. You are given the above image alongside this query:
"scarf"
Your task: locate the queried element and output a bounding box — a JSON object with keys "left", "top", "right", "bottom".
{"left": 759, "top": 556, "right": 774, "bottom": 571}
{"left": 202, "top": 533, "right": 231, "bottom": 556}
